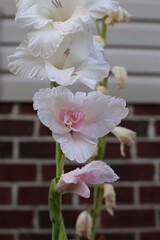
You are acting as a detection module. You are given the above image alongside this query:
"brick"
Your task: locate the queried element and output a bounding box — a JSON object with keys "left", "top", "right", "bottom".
{"left": 0, "top": 235, "right": 14, "bottom": 240}
{"left": 121, "top": 120, "right": 148, "bottom": 137}
{"left": 19, "top": 142, "right": 55, "bottom": 159}
{"left": 137, "top": 142, "right": 160, "bottom": 158}
{"left": 0, "top": 103, "right": 12, "bottom": 114}
{"left": 140, "top": 186, "right": 160, "bottom": 204}
{"left": 101, "top": 209, "right": 155, "bottom": 228}
{"left": 0, "top": 210, "right": 33, "bottom": 228}
{"left": 42, "top": 165, "right": 56, "bottom": 181}
{"left": 0, "top": 164, "right": 36, "bottom": 182}
{"left": 134, "top": 105, "right": 160, "bottom": 115}
{"left": 19, "top": 234, "right": 51, "bottom": 240}
{"left": 141, "top": 232, "right": 160, "bottom": 240}
{"left": 0, "top": 120, "right": 34, "bottom": 136}
{"left": 19, "top": 103, "right": 36, "bottom": 115}
{"left": 104, "top": 142, "right": 131, "bottom": 159}
{"left": 111, "top": 164, "right": 154, "bottom": 181}
{"left": 39, "top": 210, "right": 80, "bottom": 229}
{"left": 155, "top": 121, "right": 160, "bottom": 136}
{"left": 115, "top": 186, "right": 134, "bottom": 204}
{"left": 0, "top": 142, "right": 12, "bottom": 158}
{"left": 42, "top": 164, "right": 80, "bottom": 181}
{"left": 39, "top": 123, "right": 51, "bottom": 136}
{"left": 18, "top": 187, "right": 49, "bottom": 205}
{"left": 96, "top": 233, "right": 135, "bottom": 240}
{"left": 0, "top": 187, "right": 12, "bottom": 204}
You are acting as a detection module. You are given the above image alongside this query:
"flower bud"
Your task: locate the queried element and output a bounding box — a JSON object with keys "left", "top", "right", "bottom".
{"left": 97, "top": 86, "right": 109, "bottom": 95}
{"left": 111, "top": 126, "right": 136, "bottom": 157}
{"left": 94, "top": 35, "right": 105, "bottom": 46}
{"left": 103, "top": 184, "right": 116, "bottom": 216}
{"left": 105, "top": 6, "right": 132, "bottom": 26}
{"left": 75, "top": 211, "right": 92, "bottom": 239}
{"left": 111, "top": 66, "right": 127, "bottom": 89}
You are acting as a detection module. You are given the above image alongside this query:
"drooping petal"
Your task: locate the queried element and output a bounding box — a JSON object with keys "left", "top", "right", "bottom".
{"left": 53, "top": 132, "right": 97, "bottom": 163}
{"left": 80, "top": 161, "right": 119, "bottom": 184}
{"left": 8, "top": 41, "right": 46, "bottom": 80}
{"left": 57, "top": 178, "right": 90, "bottom": 198}
{"left": 27, "top": 25, "right": 64, "bottom": 58}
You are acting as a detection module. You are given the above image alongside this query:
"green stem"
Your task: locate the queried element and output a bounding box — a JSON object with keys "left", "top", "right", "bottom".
{"left": 49, "top": 82, "right": 67, "bottom": 240}
{"left": 96, "top": 20, "right": 101, "bottom": 35}
{"left": 101, "top": 18, "right": 107, "bottom": 45}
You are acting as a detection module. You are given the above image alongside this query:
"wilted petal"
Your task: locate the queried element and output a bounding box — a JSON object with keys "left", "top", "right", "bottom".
{"left": 76, "top": 211, "right": 92, "bottom": 239}
{"left": 103, "top": 184, "right": 116, "bottom": 216}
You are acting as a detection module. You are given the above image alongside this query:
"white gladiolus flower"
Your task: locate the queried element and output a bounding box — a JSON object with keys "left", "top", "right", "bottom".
{"left": 105, "top": 6, "right": 132, "bottom": 26}
{"left": 103, "top": 184, "right": 116, "bottom": 216}
{"left": 111, "top": 126, "right": 136, "bottom": 157}
{"left": 75, "top": 211, "right": 92, "bottom": 239}
{"left": 33, "top": 86, "right": 128, "bottom": 163}
{"left": 111, "top": 66, "right": 128, "bottom": 89}
{"left": 15, "top": 0, "right": 118, "bottom": 58}
{"left": 8, "top": 31, "right": 110, "bottom": 90}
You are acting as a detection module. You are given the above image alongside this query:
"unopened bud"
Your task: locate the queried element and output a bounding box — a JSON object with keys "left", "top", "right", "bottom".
{"left": 103, "top": 184, "right": 116, "bottom": 216}
{"left": 111, "top": 66, "right": 127, "bottom": 89}
{"left": 75, "top": 211, "right": 92, "bottom": 239}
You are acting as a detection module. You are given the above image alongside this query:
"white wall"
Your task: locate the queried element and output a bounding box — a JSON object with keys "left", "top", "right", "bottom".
{"left": 0, "top": 0, "right": 160, "bottom": 103}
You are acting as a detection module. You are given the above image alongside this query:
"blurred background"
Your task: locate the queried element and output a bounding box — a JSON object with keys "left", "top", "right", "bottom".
{"left": 0, "top": 0, "right": 160, "bottom": 240}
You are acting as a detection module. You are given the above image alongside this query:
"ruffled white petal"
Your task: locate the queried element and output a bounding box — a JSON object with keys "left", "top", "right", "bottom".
{"left": 16, "top": 4, "right": 52, "bottom": 29}
{"left": 45, "top": 60, "right": 76, "bottom": 85}
{"left": 53, "top": 132, "right": 97, "bottom": 163}
{"left": 27, "top": 25, "right": 64, "bottom": 58}
{"left": 76, "top": 57, "right": 109, "bottom": 89}
{"left": 8, "top": 41, "right": 46, "bottom": 79}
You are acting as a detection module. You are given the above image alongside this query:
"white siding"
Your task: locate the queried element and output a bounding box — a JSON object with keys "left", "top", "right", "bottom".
{"left": 0, "top": 0, "right": 160, "bottom": 102}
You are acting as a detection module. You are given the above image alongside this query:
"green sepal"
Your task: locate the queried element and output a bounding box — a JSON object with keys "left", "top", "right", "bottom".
{"left": 48, "top": 178, "right": 61, "bottom": 224}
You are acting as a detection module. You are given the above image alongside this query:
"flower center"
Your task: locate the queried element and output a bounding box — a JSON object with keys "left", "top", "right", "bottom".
{"left": 59, "top": 109, "right": 85, "bottom": 132}
{"left": 51, "top": 0, "right": 63, "bottom": 8}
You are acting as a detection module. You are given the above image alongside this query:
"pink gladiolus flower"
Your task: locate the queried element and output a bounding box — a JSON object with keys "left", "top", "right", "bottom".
{"left": 56, "top": 161, "right": 119, "bottom": 198}
{"left": 33, "top": 86, "right": 128, "bottom": 163}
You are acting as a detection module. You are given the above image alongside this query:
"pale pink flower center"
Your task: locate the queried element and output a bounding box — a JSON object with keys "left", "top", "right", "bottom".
{"left": 59, "top": 109, "right": 85, "bottom": 132}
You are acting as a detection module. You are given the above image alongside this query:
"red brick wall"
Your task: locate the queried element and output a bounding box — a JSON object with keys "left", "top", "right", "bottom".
{"left": 0, "top": 103, "right": 160, "bottom": 240}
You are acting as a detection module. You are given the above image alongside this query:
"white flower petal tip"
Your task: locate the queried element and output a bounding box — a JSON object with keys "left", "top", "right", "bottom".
{"left": 76, "top": 211, "right": 92, "bottom": 239}
{"left": 33, "top": 86, "right": 128, "bottom": 163}
{"left": 103, "top": 184, "right": 116, "bottom": 216}
{"left": 105, "top": 6, "right": 132, "bottom": 26}
{"left": 112, "top": 126, "right": 137, "bottom": 157}
{"left": 111, "top": 66, "right": 128, "bottom": 89}
{"left": 56, "top": 160, "right": 119, "bottom": 198}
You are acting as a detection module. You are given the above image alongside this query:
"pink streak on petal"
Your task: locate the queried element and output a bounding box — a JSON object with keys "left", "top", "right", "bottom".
{"left": 59, "top": 108, "right": 85, "bottom": 132}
